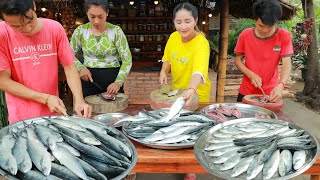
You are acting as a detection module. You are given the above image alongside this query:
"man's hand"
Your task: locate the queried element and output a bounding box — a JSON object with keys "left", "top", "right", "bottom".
{"left": 107, "top": 82, "right": 121, "bottom": 94}
{"left": 249, "top": 72, "right": 262, "bottom": 88}
{"left": 269, "top": 84, "right": 283, "bottom": 103}
{"left": 46, "top": 95, "right": 68, "bottom": 116}
{"left": 159, "top": 71, "right": 168, "bottom": 85}
{"left": 79, "top": 67, "right": 92, "bottom": 81}
{"left": 74, "top": 100, "right": 92, "bottom": 119}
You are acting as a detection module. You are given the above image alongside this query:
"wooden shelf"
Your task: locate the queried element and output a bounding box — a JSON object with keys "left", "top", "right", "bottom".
{"left": 108, "top": 17, "right": 172, "bottom": 20}
{"left": 125, "top": 30, "right": 173, "bottom": 33}
{"left": 132, "top": 51, "right": 163, "bottom": 55}
{"left": 129, "top": 41, "right": 167, "bottom": 44}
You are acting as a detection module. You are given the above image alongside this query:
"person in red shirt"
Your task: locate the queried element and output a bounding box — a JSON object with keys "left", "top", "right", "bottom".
{"left": 234, "top": 0, "right": 293, "bottom": 103}
{"left": 0, "top": 0, "right": 92, "bottom": 123}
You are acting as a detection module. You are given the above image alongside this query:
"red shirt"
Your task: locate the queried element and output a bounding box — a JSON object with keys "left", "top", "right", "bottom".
{"left": 234, "top": 28, "right": 293, "bottom": 95}
{"left": 0, "top": 19, "right": 75, "bottom": 123}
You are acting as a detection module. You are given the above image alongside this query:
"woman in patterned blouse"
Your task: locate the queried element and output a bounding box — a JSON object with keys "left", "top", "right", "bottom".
{"left": 70, "top": 0, "right": 132, "bottom": 97}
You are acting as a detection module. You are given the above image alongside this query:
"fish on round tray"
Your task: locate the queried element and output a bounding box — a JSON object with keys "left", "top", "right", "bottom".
{"left": 201, "top": 103, "right": 277, "bottom": 122}
{"left": 0, "top": 116, "right": 138, "bottom": 180}
{"left": 122, "top": 97, "right": 218, "bottom": 149}
{"left": 194, "top": 118, "right": 319, "bottom": 180}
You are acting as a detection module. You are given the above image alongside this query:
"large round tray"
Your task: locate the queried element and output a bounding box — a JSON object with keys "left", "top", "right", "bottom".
{"left": 194, "top": 118, "right": 319, "bottom": 180}
{"left": 0, "top": 116, "right": 138, "bottom": 180}
{"left": 122, "top": 125, "right": 194, "bottom": 150}
{"left": 200, "top": 103, "right": 277, "bottom": 120}
{"left": 93, "top": 113, "right": 130, "bottom": 128}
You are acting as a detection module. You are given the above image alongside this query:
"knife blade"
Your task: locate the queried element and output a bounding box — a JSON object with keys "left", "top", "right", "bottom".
{"left": 90, "top": 79, "right": 103, "bottom": 91}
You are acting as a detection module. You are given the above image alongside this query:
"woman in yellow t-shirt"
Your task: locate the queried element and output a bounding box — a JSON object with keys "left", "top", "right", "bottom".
{"left": 159, "top": 2, "right": 211, "bottom": 106}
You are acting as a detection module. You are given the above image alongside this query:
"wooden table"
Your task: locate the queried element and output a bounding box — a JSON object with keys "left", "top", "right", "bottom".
{"left": 121, "top": 102, "right": 320, "bottom": 180}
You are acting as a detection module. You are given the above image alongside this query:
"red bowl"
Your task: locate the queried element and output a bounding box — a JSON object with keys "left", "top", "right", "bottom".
{"left": 242, "top": 94, "right": 285, "bottom": 112}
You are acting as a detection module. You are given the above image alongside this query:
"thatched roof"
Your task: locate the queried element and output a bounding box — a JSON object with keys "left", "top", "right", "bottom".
{"left": 215, "top": 0, "right": 298, "bottom": 20}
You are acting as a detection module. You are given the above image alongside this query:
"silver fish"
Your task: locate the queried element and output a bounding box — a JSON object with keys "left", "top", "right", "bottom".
{"left": 293, "top": 150, "right": 306, "bottom": 170}
{"left": 230, "top": 155, "right": 256, "bottom": 177}
{"left": 263, "top": 149, "right": 280, "bottom": 179}
{"left": 220, "top": 152, "right": 242, "bottom": 171}
{"left": 279, "top": 149, "right": 293, "bottom": 177}
{"left": 26, "top": 128, "right": 52, "bottom": 176}
{"left": 155, "top": 135, "right": 191, "bottom": 144}
{"left": 246, "top": 155, "right": 264, "bottom": 180}
{"left": 155, "top": 97, "right": 185, "bottom": 123}
{"left": 52, "top": 145, "right": 88, "bottom": 180}
{"left": 12, "top": 136, "right": 32, "bottom": 173}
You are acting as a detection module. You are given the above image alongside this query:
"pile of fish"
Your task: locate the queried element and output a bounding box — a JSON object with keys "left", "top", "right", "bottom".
{"left": 203, "top": 105, "right": 243, "bottom": 121}
{"left": 203, "top": 104, "right": 273, "bottom": 122}
{"left": 202, "top": 120, "right": 317, "bottom": 179}
{"left": 0, "top": 116, "right": 136, "bottom": 180}
{"left": 119, "top": 98, "right": 217, "bottom": 146}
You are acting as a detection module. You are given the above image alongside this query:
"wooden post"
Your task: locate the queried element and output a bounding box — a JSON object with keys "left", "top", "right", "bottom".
{"left": 217, "top": 0, "right": 229, "bottom": 102}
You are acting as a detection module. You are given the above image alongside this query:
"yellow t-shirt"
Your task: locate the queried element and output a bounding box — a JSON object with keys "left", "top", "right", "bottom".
{"left": 162, "top": 31, "right": 211, "bottom": 102}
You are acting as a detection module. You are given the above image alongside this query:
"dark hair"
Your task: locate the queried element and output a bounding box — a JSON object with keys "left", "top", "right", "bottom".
{"left": 252, "top": 0, "right": 282, "bottom": 25}
{"left": 173, "top": 2, "right": 203, "bottom": 33}
{"left": 85, "top": 0, "right": 109, "bottom": 13}
{"left": 0, "top": 0, "right": 34, "bottom": 21}
{"left": 173, "top": 2, "right": 198, "bottom": 21}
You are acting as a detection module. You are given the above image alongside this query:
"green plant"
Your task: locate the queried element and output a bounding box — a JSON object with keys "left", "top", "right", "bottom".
{"left": 0, "top": 90, "right": 9, "bottom": 128}
{"left": 210, "top": 18, "right": 255, "bottom": 55}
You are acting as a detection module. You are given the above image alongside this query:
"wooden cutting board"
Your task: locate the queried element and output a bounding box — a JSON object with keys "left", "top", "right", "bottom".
{"left": 150, "top": 85, "right": 199, "bottom": 111}
{"left": 85, "top": 93, "right": 128, "bottom": 113}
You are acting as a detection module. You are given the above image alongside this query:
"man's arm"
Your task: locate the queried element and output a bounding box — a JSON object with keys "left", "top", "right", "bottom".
{"left": 234, "top": 54, "right": 262, "bottom": 87}
{"left": 64, "top": 63, "right": 92, "bottom": 118}
{"left": 269, "top": 57, "right": 292, "bottom": 102}
{"left": 0, "top": 69, "right": 47, "bottom": 104}
{"left": 0, "top": 69, "right": 67, "bottom": 114}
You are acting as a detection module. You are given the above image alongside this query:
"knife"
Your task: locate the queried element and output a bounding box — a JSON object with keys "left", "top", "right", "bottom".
{"left": 90, "top": 78, "right": 103, "bottom": 91}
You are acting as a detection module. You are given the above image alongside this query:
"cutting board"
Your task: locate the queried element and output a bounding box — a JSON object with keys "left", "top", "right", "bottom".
{"left": 150, "top": 85, "right": 199, "bottom": 111}
{"left": 85, "top": 93, "right": 128, "bottom": 113}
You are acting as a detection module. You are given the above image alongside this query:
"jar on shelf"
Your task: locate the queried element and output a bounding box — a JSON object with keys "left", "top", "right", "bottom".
{"left": 133, "top": 21, "right": 138, "bottom": 31}
{"left": 127, "top": 21, "right": 133, "bottom": 31}
{"left": 138, "top": 24, "right": 143, "bottom": 30}
{"left": 144, "top": 34, "right": 148, "bottom": 42}
{"left": 121, "top": 22, "right": 127, "bottom": 31}
{"left": 156, "top": 34, "right": 161, "bottom": 41}
{"left": 157, "top": 44, "right": 162, "bottom": 52}
{"left": 153, "top": 34, "right": 157, "bottom": 41}
{"left": 139, "top": 35, "right": 144, "bottom": 41}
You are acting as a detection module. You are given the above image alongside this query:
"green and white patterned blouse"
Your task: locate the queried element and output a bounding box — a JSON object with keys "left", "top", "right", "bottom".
{"left": 70, "top": 22, "right": 132, "bottom": 85}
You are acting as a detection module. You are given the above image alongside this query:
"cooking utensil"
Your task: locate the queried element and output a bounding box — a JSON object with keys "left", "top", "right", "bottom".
{"left": 90, "top": 80, "right": 103, "bottom": 91}
{"left": 258, "top": 86, "right": 269, "bottom": 103}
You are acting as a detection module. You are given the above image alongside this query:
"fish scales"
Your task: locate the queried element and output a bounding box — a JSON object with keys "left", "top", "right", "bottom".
{"left": 12, "top": 136, "right": 32, "bottom": 173}
{"left": 26, "top": 128, "right": 52, "bottom": 176}
{"left": 61, "top": 133, "right": 122, "bottom": 166}
{"left": 263, "top": 149, "right": 280, "bottom": 179}
{"left": 76, "top": 157, "right": 108, "bottom": 180}
{"left": 50, "top": 163, "right": 81, "bottom": 180}
{"left": 52, "top": 145, "right": 88, "bottom": 180}
{"left": 90, "top": 129, "right": 131, "bottom": 158}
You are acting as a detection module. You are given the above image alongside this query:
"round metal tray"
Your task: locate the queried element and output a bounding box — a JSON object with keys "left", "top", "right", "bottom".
{"left": 200, "top": 103, "right": 277, "bottom": 120}
{"left": 0, "top": 116, "right": 138, "bottom": 180}
{"left": 122, "top": 124, "right": 195, "bottom": 150}
{"left": 194, "top": 118, "right": 319, "bottom": 180}
{"left": 93, "top": 113, "right": 130, "bottom": 127}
